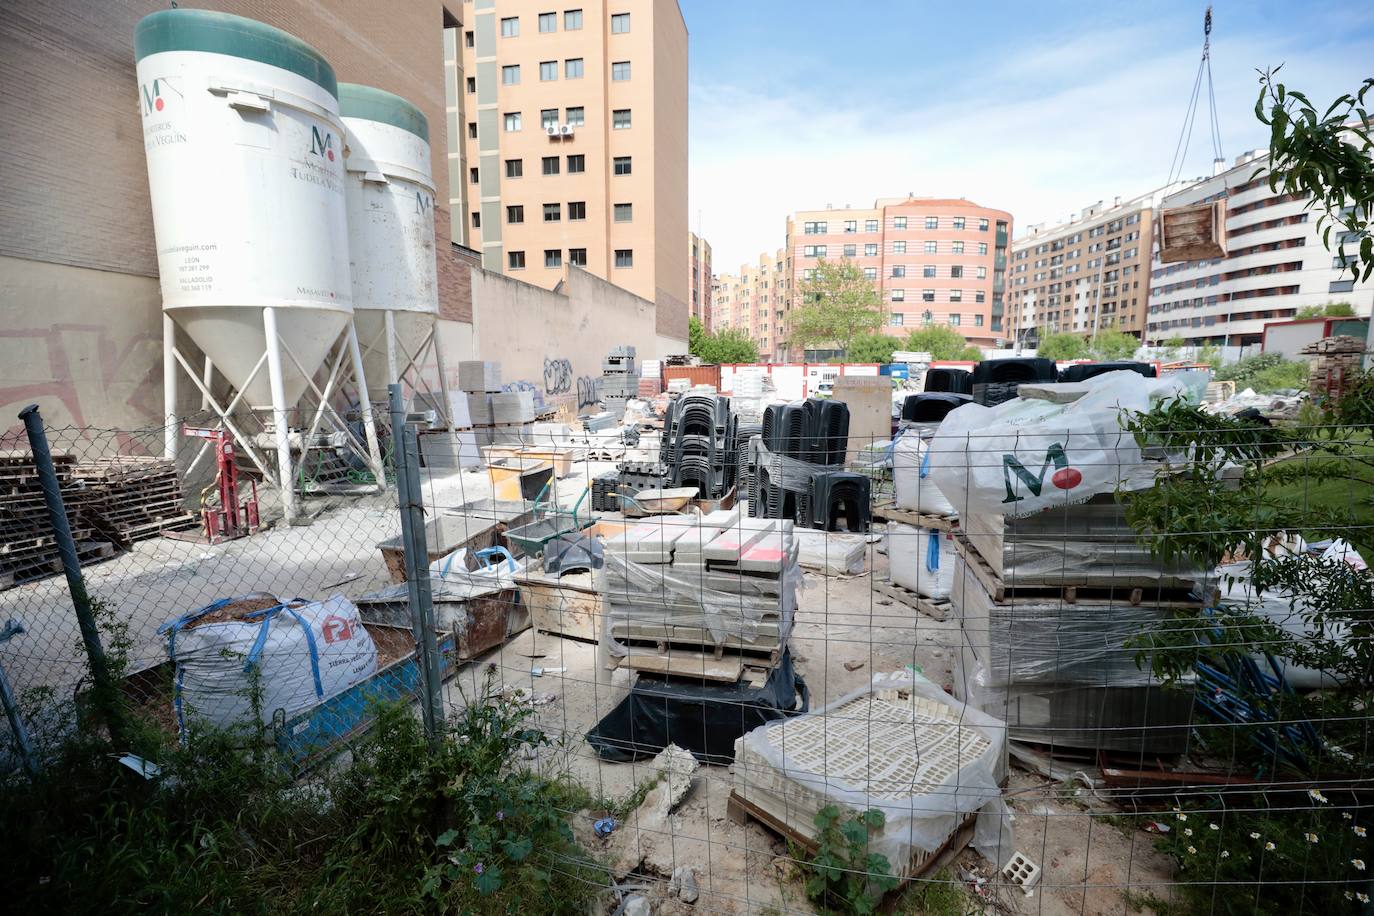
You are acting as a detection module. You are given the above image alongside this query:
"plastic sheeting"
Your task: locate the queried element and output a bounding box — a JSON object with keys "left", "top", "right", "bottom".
{"left": 893, "top": 432, "right": 956, "bottom": 516}
{"left": 756, "top": 441, "right": 842, "bottom": 493}
{"left": 793, "top": 529, "right": 869, "bottom": 576}
{"left": 888, "top": 522, "right": 955, "bottom": 599}
{"left": 928, "top": 370, "right": 1208, "bottom": 519}
{"left": 585, "top": 649, "right": 809, "bottom": 764}
{"left": 735, "top": 669, "right": 1014, "bottom": 870}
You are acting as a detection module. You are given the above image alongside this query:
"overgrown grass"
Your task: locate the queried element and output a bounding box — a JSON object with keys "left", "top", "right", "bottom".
{"left": 892, "top": 868, "right": 971, "bottom": 916}
{"left": 0, "top": 672, "right": 607, "bottom": 914}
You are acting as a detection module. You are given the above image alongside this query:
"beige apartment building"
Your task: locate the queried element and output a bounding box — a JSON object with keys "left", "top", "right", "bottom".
{"left": 710, "top": 250, "right": 788, "bottom": 360}
{"left": 452, "top": 0, "right": 689, "bottom": 341}
{"left": 1007, "top": 185, "right": 1186, "bottom": 345}
{"left": 783, "top": 198, "right": 1012, "bottom": 356}
{"left": 689, "top": 231, "right": 712, "bottom": 327}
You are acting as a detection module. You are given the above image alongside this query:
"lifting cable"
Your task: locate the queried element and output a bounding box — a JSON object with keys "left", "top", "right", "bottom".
{"left": 1166, "top": 5, "right": 1224, "bottom": 185}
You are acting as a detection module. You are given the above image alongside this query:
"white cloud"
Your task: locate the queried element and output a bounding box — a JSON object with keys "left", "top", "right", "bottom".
{"left": 690, "top": 19, "right": 1374, "bottom": 271}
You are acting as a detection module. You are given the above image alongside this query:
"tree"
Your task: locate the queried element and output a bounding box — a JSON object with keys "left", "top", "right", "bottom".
{"left": 688, "top": 315, "right": 708, "bottom": 357}
{"left": 903, "top": 326, "right": 982, "bottom": 361}
{"left": 846, "top": 332, "right": 898, "bottom": 364}
{"left": 699, "top": 327, "right": 759, "bottom": 364}
{"left": 1256, "top": 68, "right": 1374, "bottom": 283}
{"left": 1296, "top": 301, "right": 1357, "bottom": 318}
{"left": 1036, "top": 331, "right": 1090, "bottom": 361}
{"left": 1089, "top": 330, "right": 1142, "bottom": 360}
{"left": 789, "top": 259, "right": 883, "bottom": 358}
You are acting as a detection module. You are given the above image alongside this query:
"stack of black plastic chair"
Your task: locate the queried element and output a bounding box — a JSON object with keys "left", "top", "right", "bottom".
{"left": 1057, "top": 361, "right": 1157, "bottom": 383}
{"left": 808, "top": 471, "right": 871, "bottom": 532}
{"left": 901, "top": 392, "right": 972, "bottom": 424}
{"left": 924, "top": 367, "right": 973, "bottom": 395}
{"left": 971, "top": 357, "right": 1057, "bottom": 406}
{"left": 751, "top": 398, "right": 853, "bottom": 527}
{"left": 662, "top": 392, "right": 734, "bottom": 499}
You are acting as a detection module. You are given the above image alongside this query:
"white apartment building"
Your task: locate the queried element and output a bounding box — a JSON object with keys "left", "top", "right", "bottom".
{"left": 1147, "top": 149, "right": 1373, "bottom": 346}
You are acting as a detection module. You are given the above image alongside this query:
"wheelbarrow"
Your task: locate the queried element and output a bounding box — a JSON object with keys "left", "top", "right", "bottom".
{"left": 618, "top": 486, "right": 698, "bottom": 518}
{"left": 503, "top": 482, "right": 593, "bottom": 557}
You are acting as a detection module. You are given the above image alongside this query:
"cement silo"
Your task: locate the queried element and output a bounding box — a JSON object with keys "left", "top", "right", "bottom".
{"left": 339, "top": 84, "right": 458, "bottom": 432}
{"left": 135, "top": 9, "right": 379, "bottom": 521}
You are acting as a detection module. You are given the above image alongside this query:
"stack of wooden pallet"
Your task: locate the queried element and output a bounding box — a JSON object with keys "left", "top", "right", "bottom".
{"left": 0, "top": 451, "right": 115, "bottom": 588}
{"left": 73, "top": 456, "right": 197, "bottom": 543}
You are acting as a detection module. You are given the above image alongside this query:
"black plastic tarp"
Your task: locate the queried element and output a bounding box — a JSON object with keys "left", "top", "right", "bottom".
{"left": 585, "top": 651, "right": 808, "bottom": 764}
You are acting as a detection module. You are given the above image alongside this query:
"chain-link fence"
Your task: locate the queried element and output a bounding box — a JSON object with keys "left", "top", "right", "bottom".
{"left": 2, "top": 390, "right": 1372, "bottom": 914}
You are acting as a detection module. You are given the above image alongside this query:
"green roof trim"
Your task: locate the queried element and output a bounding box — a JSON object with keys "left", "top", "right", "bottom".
{"left": 135, "top": 9, "right": 337, "bottom": 99}
{"left": 338, "top": 83, "right": 429, "bottom": 143}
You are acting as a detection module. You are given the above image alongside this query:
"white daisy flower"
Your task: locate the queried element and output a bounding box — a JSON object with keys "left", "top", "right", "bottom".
{"left": 1309, "top": 789, "right": 1328, "bottom": 804}
{"left": 1184, "top": 828, "right": 1193, "bottom": 837}
{"left": 1352, "top": 858, "right": 1366, "bottom": 871}
{"left": 1265, "top": 842, "right": 1277, "bottom": 851}
{"left": 1187, "top": 846, "right": 1197, "bottom": 855}
{"left": 1249, "top": 832, "right": 1261, "bottom": 839}
{"left": 1209, "top": 823, "right": 1220, "bottom": 831}
{"left": 1355, "top": 826, "right": 1367, "bottom": 838}
{"left": 1305, "top": 832, "right": 1320, "bottom": 844}
{"left": 1220, "top": 850, "right": 1230, "bottom": 858}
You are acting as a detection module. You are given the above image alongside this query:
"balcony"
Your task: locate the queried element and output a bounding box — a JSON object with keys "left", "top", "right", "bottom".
{"left": 995, "top": 229, "right": 1009, "bottom": 248}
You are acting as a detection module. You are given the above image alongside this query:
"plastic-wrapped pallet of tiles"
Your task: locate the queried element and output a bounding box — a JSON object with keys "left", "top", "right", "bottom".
{"left": 599, "top": 513, "right": 800, "bottom": 669}
{"left": 732, "top": 671, "right": 1012, "bottom": 879}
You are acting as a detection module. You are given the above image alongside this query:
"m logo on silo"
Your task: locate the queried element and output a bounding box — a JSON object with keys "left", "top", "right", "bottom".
{"left": 415, "top": 192, "right": 431, "bottom": 215}
{"left": 310, "top": 125, "right": 336, "bottom": 161}
{"left": 139, "top": 77, "right": 182, "bottom": 115}
{"left": 1001, "top": 443, "right": 1083, "bottom": 504}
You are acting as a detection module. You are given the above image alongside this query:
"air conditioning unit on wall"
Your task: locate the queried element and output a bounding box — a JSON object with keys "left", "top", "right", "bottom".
{"left": 545, "top": 125, "right": 560, "bottom": 137}
{"left": 559, "top": 124, "right": 575, "bottom": 137}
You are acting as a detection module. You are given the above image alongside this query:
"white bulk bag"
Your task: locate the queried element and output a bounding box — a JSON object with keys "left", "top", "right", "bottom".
{"left": 893, "top": 432, "right": 955, "bottom": 516}
{"left": 161, "top": 593, "right": 378, "bottom": 734}
{"left": 888, "top": 522, "right": 955, "bottom": 600}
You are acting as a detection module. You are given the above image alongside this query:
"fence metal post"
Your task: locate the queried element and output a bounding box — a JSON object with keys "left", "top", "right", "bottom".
{"left": 389, "top": 386, "right": 443, "bottom": 744}
{"left": 18, "top": 405, "right": 121, "bottom": 740}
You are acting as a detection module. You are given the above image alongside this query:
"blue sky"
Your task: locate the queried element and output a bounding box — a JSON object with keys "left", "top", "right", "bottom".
{"left": 681, "top": 0, "right": 1374, "bottom": 270}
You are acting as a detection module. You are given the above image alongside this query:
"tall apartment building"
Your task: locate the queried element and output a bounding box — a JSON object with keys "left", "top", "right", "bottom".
{"left": 711, "top": 250, "right": 788, "bottom": 360}
{"left": 1006, "top": 185, "right": 1186, "bottom": 344}
{"left": 688, "top": 231, "right": 712, "bottom": 327}
{"left": 783, "top": 198, "right": 1012, "bottom": 356}
{"left": 1147, "top": 149, "right": 1373, "bottom": 346}
{"left": 452, "top": 1, "right": 689, "bottom": 342}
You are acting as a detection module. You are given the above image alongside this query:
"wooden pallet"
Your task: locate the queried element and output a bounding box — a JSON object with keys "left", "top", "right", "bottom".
{"left": 871, "top": 500, "right": 958, "bottom": 532}
{"left": 873, "top": 580, "right": 951, "bottom": 621}
{"left": 953, "top": 533, "right": 1202, "bottom": 607}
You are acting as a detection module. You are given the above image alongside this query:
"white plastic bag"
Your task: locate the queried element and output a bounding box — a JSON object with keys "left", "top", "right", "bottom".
{"left": 887, "top": 522, "right": 954, "bottom": 599}
{"left": 928, "top": 370, "right": 1204, "bottom": 519}
{"left": 162, "top": 593, "right": 378, "bottom": 733}
{"left": 893, "top": 432, "right": 955, "bottom": 515}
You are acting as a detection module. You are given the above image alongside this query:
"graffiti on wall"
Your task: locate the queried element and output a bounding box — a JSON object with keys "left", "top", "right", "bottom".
{"left": 576, "top": 375, "right": 601, "bottom": 410}
{"left": 543, "top": 357, "right": 573, "bottom": 395}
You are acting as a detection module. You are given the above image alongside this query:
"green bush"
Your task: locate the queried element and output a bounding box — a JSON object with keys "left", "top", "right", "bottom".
{"left": 799, "top": 805, "right": 899, "bottom": 914}
{"left": 1214, "top": 352, "right": 1308, "bottom": 392}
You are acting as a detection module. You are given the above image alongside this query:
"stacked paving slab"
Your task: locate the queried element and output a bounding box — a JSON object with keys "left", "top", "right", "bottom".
{"left": 602, "top": 346, "right": 638, "bottom": 419}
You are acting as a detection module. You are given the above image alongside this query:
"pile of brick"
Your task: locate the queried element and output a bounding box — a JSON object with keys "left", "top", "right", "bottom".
{"left": 1301, "top": 335, "right": 1369, "bottom": 399}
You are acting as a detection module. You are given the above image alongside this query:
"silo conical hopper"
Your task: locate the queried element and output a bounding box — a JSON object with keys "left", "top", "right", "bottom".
{"left": 338, "top": 84, "right": 440, "bottom": 403}
{"left": 135, "top": 9, "right": 352, "bottom": 410}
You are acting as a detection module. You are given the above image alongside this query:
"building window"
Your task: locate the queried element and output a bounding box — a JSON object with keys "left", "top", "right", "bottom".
{"left": 613, "top": 109, "right": 632, "bottom": 129}
{"left": 472, "top": 211, "right": 480, "bottom": 228}
{"left": 975, "top": 313, "right": 985, "bottom": 325}
{"left": 950, "top": 289, "right": 963, "bottom": 302}
{"left": 565, "top": 8, "right": 583, "bottom": 29}
{"left": 803, "top": 221, "right": 827, "bottom": 234}
{"left": 976, "top": 266, "right": 986, "bottom": 279}
{"left": 952, "top": 241, "right": 965, "bottom": 254}
{"left": 467, "top": 121, "right": 478, "bottom": 138}
{"left": 844, "top": 220, "right": 857, "bottom": 233}
{"left": 953, "top": 217, "right": 965, "bottom": 230}
{"left": 500, "top": 16, "right": 519, "bottom": 37}
{"left": 843, "top": 244, "right": 856, "bottom": 257}
{"left": 976, "top": 291, "right": 986, "bottom": 303}
{"left": 614, "top": 156, "right": 632, "bottom": 175}
{"left": 545, "top": 248, "right": 562, "bottom": 268}
{"left": 979, "top": 218, "right": 989, "bottom": 231}
{"left": 978, "top": 242, "right": 988, "bottom": 255}
{"left": 892, "top": 265, "right": 905, "bottom": 278}
{"left": 504, "top": 159, "right": 523, "bottom": 178}
{"left": 894, "top": 216, "right": 907, "bottom": 229}
{"left": 865, "top": 219, "right": 878, "bottom": 232}
{"left": 502, "top": 64, "right": 520, "bottom": 85}
{"left": 508, "top": 250, "right": 525, "bottom": 269}
{"left": 507, "top": 205, "right": 524, "bottom": 223}
{"left": 922, "top": 289, "right": 935, "bottom": 302}
{"left": 543, "top": 203, "right": 560, "bottom": 222}
{"left": 569, "top": 247, "right": 587, "bottom": 266}
{"left": 539, "top": 11, "right": 556, "bottom": 32}
{"left": 541, "top": 108, "right": 559, "bottom": 129}
{"left": 615, "top": 248, "right": 633, "bottom": 268}
{"left": 863, "top": 267, "right": 877, "bottom": 280}
{"left": 611, "top": 12, "right": 630, "bottom": 33}
{"left": 568, "top": 201, "right": 586, "bottom": 220}
{"left": 465, "top": 30, "right": 474, "bottom": 47}
{"left": 567, "top": 154, "right": 585, "bottom": 173}
{"left": 893, "top": 241, "right": 906, "bottom": 254}
{"left": 865, "top": 244, "right": 878, "bottom": 256}
{"left": 612, "top": 61, "right": 631, "bottom": 81}
{"left": 802, "top": 268, "right": 816, "bottom": 280}
{"left": 466, "top": 76, "right": 476, "bottom": 94}
{"left": 469, "top": 167, "right": 479, "bottom": 184}
{"left": 565, "top": 58, "right": 584, "bottom": 79}
{"left": 504, "top": 112, "right": 521, "bottom": 132}
{"left": 950, "top": 265, "right": 963, "bottom": 279}
{"left": 565, "top": 106, "right": 585, "bottom": 127}
{"left": 542, "top": 156, "right": 559, "bottom": 175}
{"left": 891, "top": 289, "right": 905, "bottom": 302}
{"left": 1330, "top": 279, "right": 1356, "bottom": 293}
{"left": 925, "top": 216, "right": 938, "bottom": 229}
{"left": 923, "top": 310, "right": 934, "bottom": 324}
{"left": 924, "top": 241, "right": 937, "bottom": 254}
{"left": 923, "top": 265, "right": 936, "bottom": 278}
{"left": 539, "top": 60, "right": 557, "bottom": 81}
{"left": 803, "top": 245, "right": 826, "bottom": 257}
{"left": 614, "top": 202, "right": 633, "bottom": 222}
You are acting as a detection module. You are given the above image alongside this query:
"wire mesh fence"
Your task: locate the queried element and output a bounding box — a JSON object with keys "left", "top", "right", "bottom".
{"left": 1, "top": 390, "right": 1372, "bottom": 914}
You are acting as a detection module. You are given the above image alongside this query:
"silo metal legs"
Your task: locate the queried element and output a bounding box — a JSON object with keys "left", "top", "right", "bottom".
{"left": 262, "top": 306, "right": 297, "bottom": 525}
